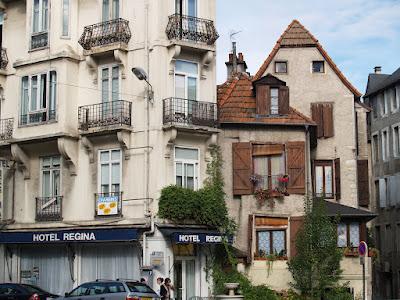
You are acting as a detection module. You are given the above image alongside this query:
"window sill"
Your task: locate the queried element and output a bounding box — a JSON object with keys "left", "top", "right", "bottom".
{"left": 29, "top": 46, "right": 50, "bottom": 53}
{"left": 255, "top": 256, "right": 288, "bottom": 261}
{"left": 18, "top": 120, "right": 57, "bottom": 128}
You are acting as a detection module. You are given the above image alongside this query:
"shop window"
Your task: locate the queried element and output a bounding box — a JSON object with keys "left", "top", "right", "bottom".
{"left": 337, "top": 222, "right": 360, "bottom": 248}
{"left": 175, "top": 147, "right": 199, "bottom": 190}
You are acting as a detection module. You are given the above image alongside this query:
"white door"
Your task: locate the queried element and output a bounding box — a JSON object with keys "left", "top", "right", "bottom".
{"left": 175, "top": 258, "right": 196, "bottom": 300}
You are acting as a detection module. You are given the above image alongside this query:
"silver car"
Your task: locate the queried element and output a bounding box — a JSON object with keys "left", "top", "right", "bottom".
{"left": 61, "top": 279, "right": 159, "bottom": 300}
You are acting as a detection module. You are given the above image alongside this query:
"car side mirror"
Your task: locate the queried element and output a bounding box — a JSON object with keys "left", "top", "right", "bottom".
{"left": 64, "top": 292, "right": 70, "bottom": 297}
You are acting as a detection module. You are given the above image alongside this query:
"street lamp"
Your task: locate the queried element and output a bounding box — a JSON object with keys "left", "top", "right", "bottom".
{"left": 131, "top": 67, "right": 154, "bottom": 102}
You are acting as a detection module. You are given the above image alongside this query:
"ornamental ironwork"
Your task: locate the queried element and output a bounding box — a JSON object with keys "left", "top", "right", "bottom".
{"left": 163, "top": 97, "right": 218, "bottom": 128}
{"left": 0, "top": 48, "right": 8, "bottom": 70}
{"left": 31, "top": 32, "right": 49, "bottom": 49}
{"left": 166, "top": 14, "right": 219, "bottom": 45}
{"left": 36, "top": 196, "right": 63, "bottom": 221}
{"left": 19, "top": 109, "right": 56, "bottom": 126}
{"left": 79, "top": 18, "right": 132, "bottom": 50}
{"left": 78, "top": 100, "right": 132, "bottom": 130}
{"left": 0, "top": 118, "right": 13, "bottom": 140}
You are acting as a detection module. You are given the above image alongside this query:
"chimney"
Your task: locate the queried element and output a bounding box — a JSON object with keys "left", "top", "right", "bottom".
{"left": 374, "top": 66, "right": 382, "bottom": 74}
{"left": 225, "top": 47, "right": 248, "bottom": 79}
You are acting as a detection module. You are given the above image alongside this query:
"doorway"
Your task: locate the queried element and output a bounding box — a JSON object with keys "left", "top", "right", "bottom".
{"left": 174, "top": 258, "right": 196, "bottom": 300}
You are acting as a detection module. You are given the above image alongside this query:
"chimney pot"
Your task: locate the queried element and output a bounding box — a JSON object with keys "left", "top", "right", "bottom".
{"left": 374, "top": 66, "right": 382, "bottom": 74}
{"left": 238, "top": 53, "right": 243, "bottom": 62}
{"left": 228, "top": 53, "right": 233, "bottom": 63}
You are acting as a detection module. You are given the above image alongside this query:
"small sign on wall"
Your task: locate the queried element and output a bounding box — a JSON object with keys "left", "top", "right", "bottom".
{"left": 97, "top": 195, "right": 119, "bottom": 215}
{"left": 150, "top": 251, "right": 164, "bottom": 266}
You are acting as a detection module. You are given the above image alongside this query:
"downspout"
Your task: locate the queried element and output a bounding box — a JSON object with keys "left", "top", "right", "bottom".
{"left": 305, "top": 125, "right": 312, "bottom": 196}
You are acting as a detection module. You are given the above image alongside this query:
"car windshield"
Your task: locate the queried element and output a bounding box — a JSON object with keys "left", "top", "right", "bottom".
{"left": 125, "top": 282, "right": 155, "bottom": 293}
{"left": 20, "top": 284, "right": 47, "bottom": 294}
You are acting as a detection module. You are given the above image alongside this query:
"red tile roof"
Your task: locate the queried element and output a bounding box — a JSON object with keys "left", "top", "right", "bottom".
{"left": 253, "top": 20, "right": 362, "bottom": 98}
{"left": 218, "top": 73, "right": 315, "bottom": 126}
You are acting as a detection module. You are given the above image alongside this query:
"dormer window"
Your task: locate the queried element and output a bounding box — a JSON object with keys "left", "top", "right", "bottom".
{"left": 275, "top": 61, "right": 287, "bottom": 74}
{"left": 270, "top": 88, "right": 279, "bottom": 115}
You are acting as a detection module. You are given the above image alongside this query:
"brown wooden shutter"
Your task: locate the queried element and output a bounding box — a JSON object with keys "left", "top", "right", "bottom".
{"left": 359, "top": 222, "right": 367, "bottom": 242}
{"left": 322, "top": 103, "right": 334, "bottom": 138}
{"left": 256, "top": 85, "right": 270, "bottom": 115}
{"left": 357, "top": 159, "right": 370, "bottom": 207}
{"left": 290, "top": 216, "right": 304, "bottom": 257}
{"left": 311, "top": 103, "right": 323, "bottom": 138}
{"left": 247, "top": 214, "right": 254, "bottom": 264}
{"left": 278, "top": 86, "right": 289, "bottom": 115}
{"left": 232, "top": 142, "right": 253, "bottom": 195}
{"left": 286, "top": 141, "right": 306, "bottom": 194}
{"left": 334, "top": 158, "right": 341, "bottom": 200}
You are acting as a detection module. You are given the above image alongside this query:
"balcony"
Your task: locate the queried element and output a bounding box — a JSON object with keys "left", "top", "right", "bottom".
{"left": 19, "top": 109, "right": 56, "bottom": 126}
{"left": 163, "top": 97, "right": 218, "bottom": 128}
{"left": 78, "top": 100, "right": 132, "bottom": 131}
{"left": 0, "top": 48, "right": 8, "bottom": 70}
{"left": 166, "top": 14, "right": 219, "bottom": 46}
{"left": 31, "top": 32, "right": 48, "bottom": 50}
{"left": 95, "top": 192, "right": 122, "bottom": 217}
{"left": 0, "top": 118, "right": 13, "bottom": 141}
{"left": 36, "top": 196, "right": 63, "bottom": 221}
{"left": 79, "top": 18, "right": 131, "bottom": 54}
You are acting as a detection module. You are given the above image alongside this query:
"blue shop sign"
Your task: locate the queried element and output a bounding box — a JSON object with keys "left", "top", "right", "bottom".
{"left": 0, "top": 228, "right": 138, "bottom": 244}
{"left": 173, "top": 232, "right": 232, "bottom": 244}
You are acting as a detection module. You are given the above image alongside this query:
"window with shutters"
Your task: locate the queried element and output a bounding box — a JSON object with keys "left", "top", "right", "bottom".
{"left": 379, "top": 178, "right": 388, "bottom": 208}
{"left": 357, "top": 160, "right": 370, "bottom": 207}
{"left": 381, "top": 128, "right": 389, "bottom": 161}
{"left": 392, "top": 124, "right": 400, "bottom": 157}
{"left": 175, "top": 147, "right": 199, "bottom": 190}
{"left": 337, "top": 222, "right": 360, "bottom": 248}
{"left": 270, "top": 88, "right": 279, "bottom": 115}
{"left": 311, "top": 103, "right": 334, "bottom": 138}
{"left": 253, "top": 153, "right": 285, "bottom": 191}
{"left": 372, "top": 133, "right": 379, "bottom": 162}
{"left": 314, "top": 160, "right": 334, "bottom": 198}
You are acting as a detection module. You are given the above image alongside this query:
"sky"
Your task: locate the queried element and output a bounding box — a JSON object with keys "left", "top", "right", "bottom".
{"left": 216, "top": 0, "right": 400, "bottom": 94}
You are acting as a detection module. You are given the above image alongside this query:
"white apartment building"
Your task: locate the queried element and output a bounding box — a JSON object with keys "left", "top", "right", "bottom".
{"left": 0, "top": 0, "right": 220, "bottom": 298}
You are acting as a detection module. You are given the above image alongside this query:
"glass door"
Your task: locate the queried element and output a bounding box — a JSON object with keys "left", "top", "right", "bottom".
{"left": 174, "top": 258, "right": 196, "bottom": 300}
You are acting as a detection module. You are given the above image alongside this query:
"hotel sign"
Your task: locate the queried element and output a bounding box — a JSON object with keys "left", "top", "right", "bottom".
{"left": 173, "top": 232, "right": 232, "bottom": 244}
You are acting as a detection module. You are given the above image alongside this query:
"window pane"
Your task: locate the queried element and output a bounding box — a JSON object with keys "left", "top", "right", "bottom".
{"left": 62, "top": 0, "right": 69, "bottom": 36}
{"left": 49, "top": 71, "right": 57, "bottom": 113}
{"left": 33, "top": 0, "right": 39, "bottom": 33}
{"left": 275, "top": 62, "right": 287, "bottom": 73}
{"left": 337, "top": 223, "right": 347, "bottom": 247}
{"left": 257, "top": 231, "right": 270, "bottom": 256}
{"left": 324, "top": 166, "right": 333, "bottom": 197}
{"left": 175, "top": 75, "right": 185, "bottom": 99}
{"left": 52, "top": 156, "right": 60, "bottom": 166}
{"left": 100, "top": 151, "right": 109, "bottom": 162}
{"left": 187, "top": 77, "right": 197, "bottom": 100}
{"left": 315, "top": 166, "right": 323, "bottom": 196}
{"left": 185, "top": 163, "right": 194, "bottom": 177}
{"left": 253, "top": 156, "right": 268, "bottom": 189}
{"left": 176, "top": 162, "right": 182, "bottom": 176}
{"left": 313, "top": 61, "right": 324, "bottom": 73}
{"left": 42, "top": 0, "right": 48, "bottom": 31}
{"left": 270, "top": 88, "right": 279, "bottom": 115}
{"left": 53, "top": 170, "right": 60, "bottom": 196}
{"left": 40, "top": 74, "right": 47, "bottom": 109}
{"left": 102, "top": 69, "right": 109, "bottom": 103}
{"left": 185, "top": 164, "right": 195, "bottom": 190}
{"left": 31, "top": 76, "right": 38, "bottom": 111}
{"left": 175, "top": 148, "right": 198, "bottom": 160}
{"left": 272, "top": 231, "right": 285, "bottom": 255}
{"left": 42, "top": 157, "right": 51, "bottom": 167}
{"left": 111, "top": 163, "right": 120, "bottom": 185}
{"left": 188, "top": 0, "right": 197, "bottom": 17}
{"left": 22, "top": 77, "right": 29, "bottom": 115}
{"left": 176, "top": 61, "right": 198, "bottom": 75}
{"left": 101, "top": 164, "right": 109, "bottom": 186}
{"left": 349, "top": 223, "right": 360, "bottom": 247}
{"left": 112, "top": 0, "right": 119, "bottom": 19}
{"left": 102, "top": 0, "right": 110, "bottom": 21}
{"left": 112, "top": 66, "right": 119, "bottom": 102}
{"left": 175, "top": 0, "right": 181, "bottom": 14}
{"left": 111, "top": 150, "right": 120, "bottom": 161}
{"left": 42, "top": 171, "right": 50, "bottom": 197}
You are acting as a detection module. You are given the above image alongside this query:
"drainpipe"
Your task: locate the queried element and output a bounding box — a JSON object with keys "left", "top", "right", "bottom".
{"left": 305, "top": 125, "right": 312, "bottom": 196}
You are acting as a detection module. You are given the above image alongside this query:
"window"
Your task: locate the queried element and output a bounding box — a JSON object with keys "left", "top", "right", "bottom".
{"left": 274, "top": 61, "right": 287, "bottom": 74}
{"left": 175, "top": 60, "right": 198, "bottom": 100}
{"left": 175, "top": 0, "right": 197, "bottom": 17}
{"left": 314, "top": 160, "right": 334, "bottom": 198}
{"left": 378, "top": 93, "right": 387, "bottom": 116}
{"left": 41, "top": 156, "right": 61, "bottom": 197}
{"left": 395, "top": 86, "right": 400, "bottom": 112}
{"left": 102, "top": 0, "right": 119, "bottom": 21}
{"left": 270, "top": 88, "right": 279, "bottom": 115}
{"left": 257, "top": 230, "right": 286, "bottom": 257}
{"left": 381, "top": 128, "right": 389, "bottom": 161}
{"left": 379, "top": 178, "right": 387, "bottom": 208}
{"left": 0, "top": 11, "right": 3, "bottom": 49}
{"left": 372, "top": 96, "right": 378, "bottom": 119}
{"left": 393, "top": 124, "right": 400, "bottom": 157}
{"left": 312, "top": 61, "right": 324, "bottom": 73}
{"left": 175, "top": 147, "right": 199, "bottom": 190}
{"left": 101, "top": 66, "right": 120, "bottom": 103}
{"left": 372, "top": 133, "right": 379, "bottom": 162}
{"left": 99, "top": 149, "right": 121, "bottom": 194}
{"left": 337, "top": 222, "right": 360, "bottom": 248}
{"left": 386, "top": 224, "right": 392, "bottom": 251}
{"left": 31, "top": 0, "right": 49, "bottom": 49}
{"left": 375, "top": 225, "right": 381, "bottom": 250}
{"left": 310, "top": 103, "right": 334, "bottom": 138}
{"left": 253, "top": 153, "right": 285, "bottom": 191}
{"left": 20, "top": 71, "right": 57, "bottom": 125}
{"left": 62, "top": 0, "right": 70, "bottom": 37}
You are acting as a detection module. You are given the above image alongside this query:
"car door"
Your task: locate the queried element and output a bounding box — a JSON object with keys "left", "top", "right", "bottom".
{"left": 0, "top": 285, "right": 26, "bottom": 300}
{"left": 98, "top": 282, "right": 126, "bottom": 300}
{"left": 65, "top": 283, "right": 91, "bottom": 300}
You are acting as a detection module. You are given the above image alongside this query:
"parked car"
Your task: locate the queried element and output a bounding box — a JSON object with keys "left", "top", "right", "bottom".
{"left": 0, "top": 283, "right": 59, "bottom": 300}
{"left": 61, "top": 279, "right": 159, "bottom": 300}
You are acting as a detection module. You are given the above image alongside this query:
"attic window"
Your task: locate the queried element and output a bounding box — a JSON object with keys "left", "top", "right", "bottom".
{"left": 275, "top": 61, "right": 287, "bottom": 74}
{"left": 312, "top": 61, "right": 325, "bottom": 73}
{"left": 270, "top": 88, "right": 279, "bottom": 115}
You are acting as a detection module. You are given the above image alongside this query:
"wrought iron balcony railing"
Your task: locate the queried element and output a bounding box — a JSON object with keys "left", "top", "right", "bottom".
{"left": 78, "top": 100, "right": 132, "bottom": 130}
{"left": 31, "top": 32, "right": 49, "bottom": 49}
{"left": 79, "top": 18, "right": 132, "bottom": 51}
{"left": 166, "top": 14, "right": 219, "bottom": 45}
{"left": 0, "top": 48, "right": 8, "bottom": 70}
{"left": 95, "top": 192, "right": 122, "bottom": 217}
{"left": 36, "top": 196, "right": 63, "bottom": 221}
{"left": 0, "top": 118, "right": 13, "bottom": 140}
{"left": 19, "top": 109, "right": 56, "bottom": 126}
{"left": 163, "top": 97, "right": 218, "bottom": 128}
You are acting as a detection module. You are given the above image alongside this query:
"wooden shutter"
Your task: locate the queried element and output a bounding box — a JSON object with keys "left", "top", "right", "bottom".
{"left": 359, "top": 222, "right": 367, "bottom": 242}
{"left": 256, "top": 85, "right": 270, "bottom": 115}
{"left": 278, "top": 86, "right": 289, "bottom": 115}
{"left": 335, "top": 158, "right": 341, "bottom": 200}
{"left": 232, "top": 142, "right": 253, "bottom": 195}
{"left": 311, "top": 103, "right": 323, "bottom": 138}
{"left": 247, "top": 214, "right": 254, "bottom": 264}
{"left": 290, "top": 216, "right": 303, "bottom": 258}
{"left": 252, "top": 144, "right": 284, "bottom": 156}
{"left": 286, "top": 141, "right": 306, "bottom": 194}
{"left": 322, "top": 103, "right": 334, "bottom": 138}
{"left": 357, "top": 159, "right": 370, "bottom": 207}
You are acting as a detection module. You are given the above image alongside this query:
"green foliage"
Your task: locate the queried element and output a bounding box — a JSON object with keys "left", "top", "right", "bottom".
{"left": 158, "top": 145, "right": 235, "bottom": 232}
{"left": 287, "top": 197, "right": 343, "bottom": 299}
{"left": 212, "top": 263, "right": 279, "bottom": 300}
